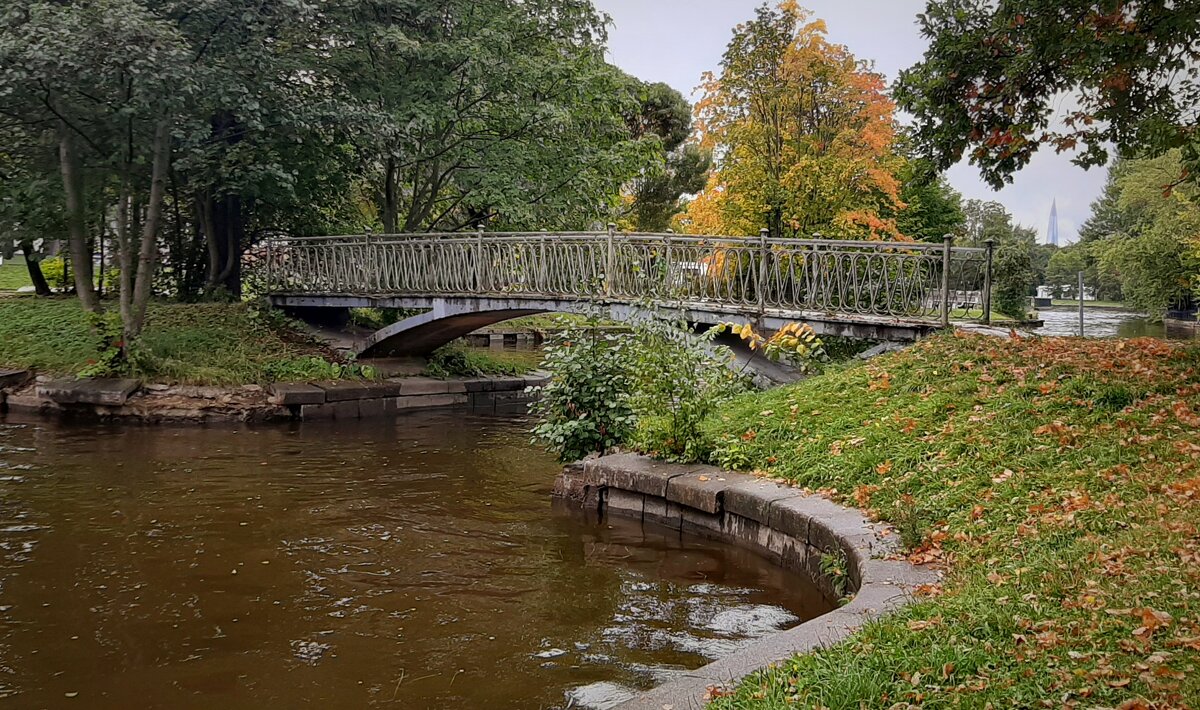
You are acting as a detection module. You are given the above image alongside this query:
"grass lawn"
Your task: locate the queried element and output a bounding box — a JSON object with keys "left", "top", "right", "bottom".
{"left": 0, "top": 297, "right": 359, "bottom": 385}
{"left": 703, "top": 333, "right": 1199, "bottom": 708}
{"left": 0, "top": 261, "right": 32, "bottom": 291}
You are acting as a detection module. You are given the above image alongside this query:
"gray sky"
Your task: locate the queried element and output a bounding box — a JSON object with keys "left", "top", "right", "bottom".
{"left": 594, "top": 0, "right": 1108, "bottom": 245}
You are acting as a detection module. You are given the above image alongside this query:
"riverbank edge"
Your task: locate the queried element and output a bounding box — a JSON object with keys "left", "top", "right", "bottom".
{"left": 552, "top": 452, "right": 940, "bottom": 709}
{"left": 0, "top": 369, "right": 547, "bottom": 423}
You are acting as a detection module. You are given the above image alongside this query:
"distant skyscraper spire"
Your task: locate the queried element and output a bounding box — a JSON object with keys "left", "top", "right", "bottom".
{"left": 1047, "top": 199, "right": 1060, "bottom": 246}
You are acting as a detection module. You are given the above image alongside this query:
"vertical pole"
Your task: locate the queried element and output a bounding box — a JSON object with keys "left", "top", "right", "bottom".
{"left": 758, "top": 228, "right": 769, "bottom": 315}
{"left": 940, "top": 234, "right": 953, "bottom": 328}
{"left": 1078, "top": 270, "right": 1085, "bottom": 337}
{"left": 605, "top": 223, "right": 616, "bottom": 299}
{"left": 265, "top": 236, "right": 273, "bottom": 294}
{"left": 982, "top": 238, "right": 994, "bottom": 325}
{"left": 476, "top": 224, "right": 485, "bottom": 293}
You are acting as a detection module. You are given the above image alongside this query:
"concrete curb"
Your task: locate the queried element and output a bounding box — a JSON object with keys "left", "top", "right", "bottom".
{"left": 554, "top": 453, "right": 940, "bottom": 709}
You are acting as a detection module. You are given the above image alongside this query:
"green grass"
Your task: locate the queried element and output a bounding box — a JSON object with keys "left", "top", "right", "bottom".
{"left": 0, "top": 262, "right": 32, "bottom": 291}
{"left": 704, "top": 333, "right": 1199, "bottom": 708}
{"left": 424, "top": 341, "right": 542, "bottom": 378}
{"left": 0, "top": 298, "right": 361, "bottom": 385}
{"left": 949, "top": 308, "right": 1020, "bottom": 322}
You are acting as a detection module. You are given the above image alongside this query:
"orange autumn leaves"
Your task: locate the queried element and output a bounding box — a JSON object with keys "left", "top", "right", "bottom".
{"left": 682, "top": 2, "right": 907, "bottom": 240}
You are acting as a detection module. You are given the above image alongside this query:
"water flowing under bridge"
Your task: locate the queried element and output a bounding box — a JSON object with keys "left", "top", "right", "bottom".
{"left": 261, "top": 229, "right": 994, "bottom": 357}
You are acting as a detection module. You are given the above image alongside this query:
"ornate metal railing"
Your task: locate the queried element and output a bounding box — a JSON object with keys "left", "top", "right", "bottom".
{"left": 262, "top": 228, "right": 995, "bottom": 325}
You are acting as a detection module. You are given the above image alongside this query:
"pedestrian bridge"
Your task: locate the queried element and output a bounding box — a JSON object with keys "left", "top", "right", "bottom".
{"left": 261, "top": 229, "right": 993, "bottom": 357}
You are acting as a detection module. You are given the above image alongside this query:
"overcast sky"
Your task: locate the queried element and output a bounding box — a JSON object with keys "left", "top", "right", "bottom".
{"left": 593, "top": 0, "right": 1108, "bottom": 245}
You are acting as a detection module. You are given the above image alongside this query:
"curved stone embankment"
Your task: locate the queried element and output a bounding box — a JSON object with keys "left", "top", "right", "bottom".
{"left": 553, "top": 452, "right": 940, "bottom": 710}
{"left": 0, "top": 369, "right": 546, "bottom": 423}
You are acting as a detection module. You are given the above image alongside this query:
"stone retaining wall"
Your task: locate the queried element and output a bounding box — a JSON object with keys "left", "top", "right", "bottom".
{"left": 0, "top": 370, "right": 545, "bottom": 423}
{"left": 554, "top": 452, "right": 939, "bottom": 709}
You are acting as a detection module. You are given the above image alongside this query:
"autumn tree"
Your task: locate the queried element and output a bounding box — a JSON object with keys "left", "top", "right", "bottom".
{"left": 897, "top": 0, "right": 1200, "bottom": 188}
{"left": 684, "top": 2, "right": 905, "bottom": 239}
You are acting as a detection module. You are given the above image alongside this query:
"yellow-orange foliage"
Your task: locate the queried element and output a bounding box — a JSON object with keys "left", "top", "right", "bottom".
{"left": 685, "top": 3, "right": 907, "bottom": 240}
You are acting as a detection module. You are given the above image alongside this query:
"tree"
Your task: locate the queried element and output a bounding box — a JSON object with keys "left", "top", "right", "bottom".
{"left": 892, "top": 160, "right": 964, "bottom": 242}
{"left": 1092, "top": 150, "right": 1200, "bottom": 319}
{"left": 685, "top": 2, "right": 905, "bottom": 239}
{"left": 328, "top": 0, "right": 658, "bottom": 234}
{"left": 618, "top": 78, "right": 711, "bottom": 232}
{"left": 960, "top": 199, "right": 1039, "bottom": 316}
{"left": 897, "top": 1, "right": 1200, "bottom": 189}
{"left": 1045, "top": 246, "right": 1088, "bottom": 298}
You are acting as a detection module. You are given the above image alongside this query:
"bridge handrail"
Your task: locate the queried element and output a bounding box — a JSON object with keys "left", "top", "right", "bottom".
{"left": 259, "top": 230, "right": 995, "bottom": 326}
{"left": 264, "top": 231, "right": 986, "bottom": 255}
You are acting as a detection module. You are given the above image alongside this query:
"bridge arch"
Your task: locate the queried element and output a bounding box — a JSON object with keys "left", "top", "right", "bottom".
{"left": 270, "top": 294, "right": 944, "bottom": 360}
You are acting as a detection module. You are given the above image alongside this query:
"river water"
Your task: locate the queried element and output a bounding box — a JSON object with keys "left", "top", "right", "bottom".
{"left": 0, "top": 412, "right": 828, "bottom": 709}
{"left": 1033, "top": 307, "right": 1166, "bottom": 338}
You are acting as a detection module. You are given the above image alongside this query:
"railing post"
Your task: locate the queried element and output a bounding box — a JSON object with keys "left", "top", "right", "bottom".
{"left": 940, "top": 234, "right": 953, "bottom": 328}
{"left": 605, "top": 223, "right": 616, "bottom": 299}
{"left": 1078, "top": 270, "right": 1085, "bottom": 337}
{"left": 982, "top": 238, "right": 995, "bottom": 325}
{"left": 265, "top": 236, "right": 274, "bottom": 294}
{"left": 476, "top": 224, "right": 485, "bottom": 293}
{"left": 758, "top": 228, "right": 769, "bottom": 315}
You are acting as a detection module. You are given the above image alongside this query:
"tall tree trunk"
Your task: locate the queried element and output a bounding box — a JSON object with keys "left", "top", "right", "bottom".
{"left": 382, "top": 156, "right": 398, "bottom": 234}
{"left": 116, "top": 173, "right": 134, "bottom": 333}
{"left": 58, "top": 126, "right": 101, "bottom": 313}
{"left": 126, "top": 120, "right": 171, "bottom": 342}
{"left": 23, "top": 252, "right": 52, "bottom": 297}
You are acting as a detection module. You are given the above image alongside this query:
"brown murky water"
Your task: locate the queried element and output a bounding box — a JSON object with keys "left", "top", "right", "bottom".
{"left": 0, "top": 411, "right": 829, "bottom": 709}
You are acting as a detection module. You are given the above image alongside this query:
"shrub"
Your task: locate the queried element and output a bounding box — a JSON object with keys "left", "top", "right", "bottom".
{"left": 626, "top": 316, "right": 749, "bottom": 462}
{"left": 529, "top": 317, "right": 637, "bottom": 462}
{"left": 992, "top": 241, "right": 1035, "bottom": 319}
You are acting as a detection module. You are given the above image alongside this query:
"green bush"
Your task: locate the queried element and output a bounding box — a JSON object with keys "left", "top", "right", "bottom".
{"left": 626, "top": 317, "right": 748, "bottom": 462}
{"left": 992, "top": 241, "right": 1035, "bottom": 319}
{"left": 529, "top": 317, "right": 637, "bottom": 462}
{"left": 424, "top": 340, "right": 539, "bottom": 378}
{"left": 529, "top": 314, "right": 749, "bottom": 463}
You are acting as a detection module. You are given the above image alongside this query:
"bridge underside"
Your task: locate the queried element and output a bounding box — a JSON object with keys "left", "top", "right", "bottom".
{"left": 270, "top": 294, "right": 941, "bottom": 358}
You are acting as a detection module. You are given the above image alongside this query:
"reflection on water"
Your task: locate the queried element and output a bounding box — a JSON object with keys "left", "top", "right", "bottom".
{"left": 1034, "top": 307, "right": 1167, "bottom": 338}
{"left": 0, "top": 412, "right": 828, "bottom": 709}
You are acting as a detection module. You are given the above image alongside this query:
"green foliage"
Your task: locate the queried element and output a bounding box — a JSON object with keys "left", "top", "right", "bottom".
{"left": 1096, "top": 230, "right": 1197, "bottom": 321}
{"left": 892, "top": 157, "right": 965, "bottom": 242}
{"left": 424, "top": 341, "right": 539, "bottom": 378}
{"left": 623, "top": 144, "right": 713, "bottom": 232}
{"left": 626, "top": 317, "right": 748, "bottom": 463}
{"left": 897, "top": 1, "right": 1200, "bottom": 188}
{"left": 993, "top": 241, "right": 1036, "bottom": 319}
{"left": 529, "top": 317, "right": 637, "bottom": 462}
{"left": 1080, "top": 150, "right": 1200, "bottom": 319}
{"left": 1045, "top": 246, "right": 1088, "bottom": 298}
{"left": 529, "top": 314, "right": 751, "bottom": 463}
{"left": 818, "top": 549, "right": 850, "bottom": 600}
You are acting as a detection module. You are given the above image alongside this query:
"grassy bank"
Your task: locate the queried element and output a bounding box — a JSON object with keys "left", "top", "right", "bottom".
{"left": 703, "top": 333, "right": 1198, "bottom": 708}
{"left": 0, "top": 262, "right": 32, "bottom": 291}
{"left": 0, "top": 297, "right": 360, "bottom": 385}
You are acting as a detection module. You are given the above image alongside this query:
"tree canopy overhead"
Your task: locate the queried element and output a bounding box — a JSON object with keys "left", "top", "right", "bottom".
{"left": 0, "top": 0, "right": 678, "bottom": 335}
{"left": 896, "top": 0, "right": 1200, "bottom": 189}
